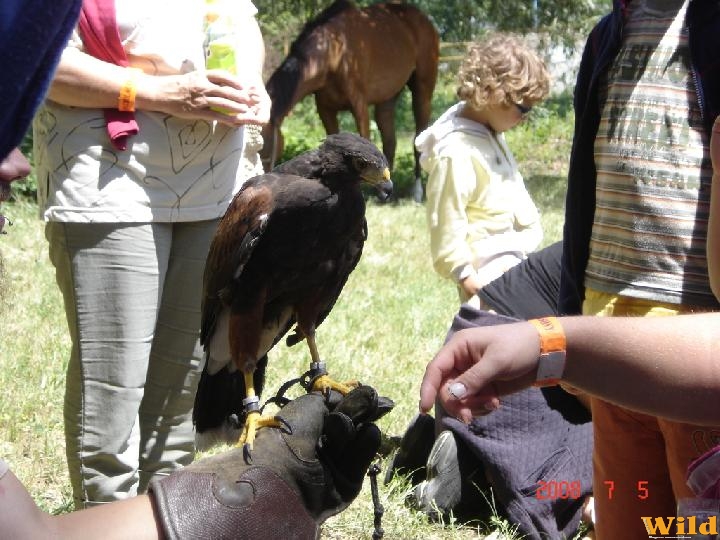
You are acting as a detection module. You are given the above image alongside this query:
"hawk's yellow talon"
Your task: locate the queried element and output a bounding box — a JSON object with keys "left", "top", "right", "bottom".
{"left": 236, "top": 372, "right": 282, "bottom": 449}
{"left": 312, "top": 374, "right": 359, "bottom": 395}
{"left": 236, "top": 410, "right": 283, "bottom": 449}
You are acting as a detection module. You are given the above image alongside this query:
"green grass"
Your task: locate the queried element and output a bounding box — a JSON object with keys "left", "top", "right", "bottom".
{"left": 0, "top": 78, "right": 575, "bottom": 537}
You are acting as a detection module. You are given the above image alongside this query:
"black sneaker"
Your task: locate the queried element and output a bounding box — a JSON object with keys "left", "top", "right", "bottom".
{"left": 384, "top": 413, "right": 436, "bottom": 486}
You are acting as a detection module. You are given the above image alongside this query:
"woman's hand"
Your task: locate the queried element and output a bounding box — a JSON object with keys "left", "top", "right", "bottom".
{"left": 419, "top": 321, "right": 541, "bottom": 422}
{"left": 0, "top": 148, "right": 31, "bottom": 202}
{"left": 459, "top": 273, "right": 483, "bottom": 299}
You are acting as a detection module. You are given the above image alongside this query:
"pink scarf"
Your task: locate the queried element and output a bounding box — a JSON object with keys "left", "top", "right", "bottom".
{"left": 77, "top": 0, "right": 139, "bottom": 151}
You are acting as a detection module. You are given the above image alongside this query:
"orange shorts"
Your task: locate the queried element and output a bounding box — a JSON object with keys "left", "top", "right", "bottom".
{"left": 583, "top": 289, "right": 720, "bottom": 539}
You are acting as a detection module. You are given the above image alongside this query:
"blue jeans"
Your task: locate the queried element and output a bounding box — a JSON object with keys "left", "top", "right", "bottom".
{"left": 46, "top": 220, "right": 217, "bottom": 507}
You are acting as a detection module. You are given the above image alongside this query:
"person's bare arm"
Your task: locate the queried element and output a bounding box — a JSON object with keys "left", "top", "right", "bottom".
{"left": 0, "top": 468, "right": 57, "bottom": 539}
{"left": 420, "top": 313, "right": 720, "bottom": 425}
{"left": 54, "top": 495, "right": 162, "bottom": 540}
{"left": 708, "top": 116, "right": 720, "bottom": 299}
{"left": 47, "top": 48, "right": 268, "bottom": 126}
{"left": 708, "top": 178, "right": 720, "bottom": 298}
{"left": 0, "top": 466, "right": 161, "bottom": 540}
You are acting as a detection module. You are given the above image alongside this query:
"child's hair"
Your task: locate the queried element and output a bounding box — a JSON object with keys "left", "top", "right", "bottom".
{"left": 457, "top": 33, "right": 550, "bottom": 111}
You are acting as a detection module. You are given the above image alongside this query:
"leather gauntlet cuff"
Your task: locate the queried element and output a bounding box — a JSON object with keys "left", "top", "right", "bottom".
{"left": 149, "top": 466, "right": 318, "bottom": 540}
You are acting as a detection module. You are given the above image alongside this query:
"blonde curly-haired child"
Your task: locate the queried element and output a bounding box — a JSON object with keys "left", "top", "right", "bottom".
{"left": 416, "top": 33, "right": 550, "bottom": 302}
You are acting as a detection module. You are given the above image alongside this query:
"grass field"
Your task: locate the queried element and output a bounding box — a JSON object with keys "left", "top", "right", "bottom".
{"left": 0, "top": 81, "right": 575, "bottom": 538}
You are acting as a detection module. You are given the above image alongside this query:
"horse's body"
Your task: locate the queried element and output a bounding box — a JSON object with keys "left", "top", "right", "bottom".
{"left": 261, "top": 0, "right": 438, "bottom": 200}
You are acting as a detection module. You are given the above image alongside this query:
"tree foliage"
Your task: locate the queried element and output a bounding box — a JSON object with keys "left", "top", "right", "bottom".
{"left": 254, "top": 0, "right": 612, "bottom": 52}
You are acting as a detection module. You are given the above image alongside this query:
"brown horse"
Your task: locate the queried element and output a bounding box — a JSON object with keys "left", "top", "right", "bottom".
{"left": 261, "top": 0, "right": 438, "bottom": 201}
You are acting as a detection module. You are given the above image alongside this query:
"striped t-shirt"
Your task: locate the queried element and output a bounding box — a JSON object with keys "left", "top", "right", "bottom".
{"left": 587, "top": 0, "right": 716, "bottom": 307}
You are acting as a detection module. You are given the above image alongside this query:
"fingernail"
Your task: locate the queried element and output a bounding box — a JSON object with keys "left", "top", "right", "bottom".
{"left": 418, "top": 400, "right": 430, "bottom": 415}
{"left": 448, "top": 382, "right": 467, "bottom": 400}
{"left": 483, "top": 399, "right": 500, "bottom": 412}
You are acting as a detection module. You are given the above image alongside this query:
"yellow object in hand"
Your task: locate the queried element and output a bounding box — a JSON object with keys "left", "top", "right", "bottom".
{"left": 206, "top": 37, "right": 236, "bottom": 74}
{"left": 204, "top": 0, "right": 238, "bottom": 115}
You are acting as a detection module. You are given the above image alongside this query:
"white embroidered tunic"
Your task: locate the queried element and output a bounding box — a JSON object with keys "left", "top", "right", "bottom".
{"left": 33, "top": 0, "right": 263, "bottom": 223}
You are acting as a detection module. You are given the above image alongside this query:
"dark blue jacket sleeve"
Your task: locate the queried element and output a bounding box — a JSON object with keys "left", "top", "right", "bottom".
{"left": 0, "top": 0, "right": 81, "bottom": 160}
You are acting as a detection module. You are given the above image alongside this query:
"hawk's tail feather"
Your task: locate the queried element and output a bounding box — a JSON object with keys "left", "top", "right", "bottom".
{"left": 192, "top": 355, "right": 268, "bottom": 450}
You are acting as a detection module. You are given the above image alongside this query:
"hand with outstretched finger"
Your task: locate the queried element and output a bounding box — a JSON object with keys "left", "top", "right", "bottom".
{"left": 419, "top": 322, "right": 542, "bottom": 423}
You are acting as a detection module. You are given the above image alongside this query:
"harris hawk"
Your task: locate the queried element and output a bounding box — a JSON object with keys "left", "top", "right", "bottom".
{"left": 193, "top": 132, "right": 392, "bottom": 452}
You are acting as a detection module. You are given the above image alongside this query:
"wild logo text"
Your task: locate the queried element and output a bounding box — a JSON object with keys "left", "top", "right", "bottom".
{"left": 641, "top": 515, "right": 718, "bottom": 537}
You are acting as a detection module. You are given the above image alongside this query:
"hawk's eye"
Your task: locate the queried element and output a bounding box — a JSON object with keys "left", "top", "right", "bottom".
{"left": 352, "top": 157, "right": 367, "bottom": 171}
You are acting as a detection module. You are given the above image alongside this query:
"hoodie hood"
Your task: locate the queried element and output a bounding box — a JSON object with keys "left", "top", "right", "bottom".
{"left": 414, "top": 102, "right": 491, "bottom": 170}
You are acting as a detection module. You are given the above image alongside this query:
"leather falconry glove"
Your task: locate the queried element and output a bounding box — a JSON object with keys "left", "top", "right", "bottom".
{"left": 149, "top": 385, "right": 393, "bottom": 540}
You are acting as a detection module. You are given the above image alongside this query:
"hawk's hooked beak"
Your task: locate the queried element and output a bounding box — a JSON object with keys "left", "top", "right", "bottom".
{"left": 362, "top": 167, "right": 393, "bottom": 201}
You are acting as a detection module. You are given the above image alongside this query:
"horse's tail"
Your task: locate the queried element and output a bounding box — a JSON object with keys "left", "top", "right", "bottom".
{"left": 260, "top": 121, "right": 284, "bottom": 172}
{"left": 266, "top": 57, "right": 301, "bottom": 124}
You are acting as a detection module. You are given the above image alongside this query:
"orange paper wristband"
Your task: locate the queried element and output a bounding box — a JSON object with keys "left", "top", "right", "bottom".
{"left": 118, "top": 68, "right": 142, "bottom": 112}
{"left": 528, "top": 316, "right": 566, "bottom": 387}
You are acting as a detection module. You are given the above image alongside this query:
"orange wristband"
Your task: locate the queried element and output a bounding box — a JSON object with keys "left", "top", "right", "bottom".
{"left": 528, "top": 316, "right": 566, "bottom": 387}
{"left": 118, "top": 68, "right": 142, "bottom": 112}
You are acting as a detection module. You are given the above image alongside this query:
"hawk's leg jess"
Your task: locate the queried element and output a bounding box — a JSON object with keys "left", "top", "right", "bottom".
{"left": 305, "top": 334, "right": 358, "bottom": 395}
{"left": 237, "top": 371, "right": 282, "bottom": 453}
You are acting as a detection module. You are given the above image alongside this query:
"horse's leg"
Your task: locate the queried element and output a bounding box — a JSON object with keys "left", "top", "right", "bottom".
{"left": 408, "top": 70, "right": 437, "bottom": 203}
{"left": 374, "top": 96, "right": 399, "bottom": 171}
{"left": 315, "top": 97, "right": 340, "bottom": 135}
{"left": 350, "top": 101, "right": 371, "bottom": 140}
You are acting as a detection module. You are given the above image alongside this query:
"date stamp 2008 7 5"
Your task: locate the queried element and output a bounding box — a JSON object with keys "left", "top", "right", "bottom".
{"left": 535, "top": 479, "right": 652, "bottom": 500}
